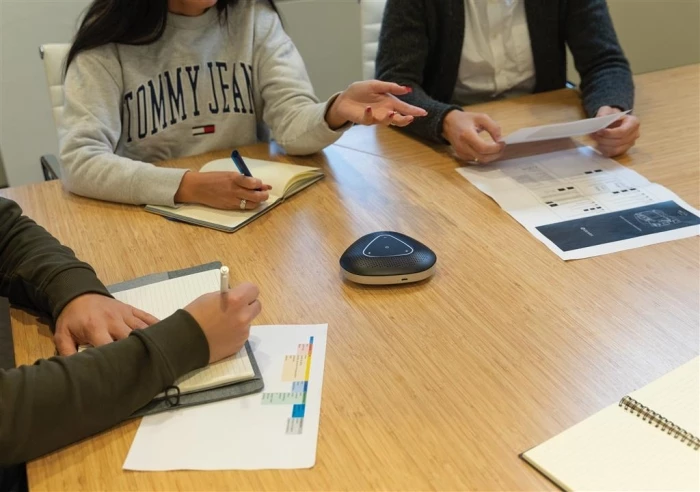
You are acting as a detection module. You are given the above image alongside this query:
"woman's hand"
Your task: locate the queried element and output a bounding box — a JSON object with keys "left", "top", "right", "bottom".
{"left": 175, "top": 171, "right": 272, "bottom": 210}
{"left": 442, "top": 110, "right": 505, "bottom": 164}
{"left": 591, "top": 106, "right": 640, "bottom": 157}
{"left": 325, "top": 81, "right": 428, "bottom": 130}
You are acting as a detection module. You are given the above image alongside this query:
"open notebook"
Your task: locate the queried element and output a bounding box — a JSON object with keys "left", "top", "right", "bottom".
{"left": 80, "top": 264, "right": 264, "bottom": 417}
{"left": 154, "top": 347, "right": 254, "bottom": 397}
{"left": 145, "top": 157, "right": 324, "bottom": 232}
{"left": 522, "top": 357, "right": 700, "bottom": 491}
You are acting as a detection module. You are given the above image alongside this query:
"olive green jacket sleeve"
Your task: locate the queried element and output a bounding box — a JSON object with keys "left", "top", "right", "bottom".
{"left": 0, "top": 197, "right": 111, "bottom": 320}
{"left": 0, "top": 197, "right": 209, "bottom": 465}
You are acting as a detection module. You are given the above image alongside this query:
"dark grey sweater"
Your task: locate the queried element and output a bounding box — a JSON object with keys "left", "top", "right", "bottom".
{"left": 375, "top": 0, "right": 634, "bottom": 143}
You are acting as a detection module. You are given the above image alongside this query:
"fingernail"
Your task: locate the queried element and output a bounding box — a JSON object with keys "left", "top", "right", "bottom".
{"left": 404, "top": 86, "right": 413, "bottom": 93}
{"left": 365, "top": 106, "right": 372, "bottom": 114}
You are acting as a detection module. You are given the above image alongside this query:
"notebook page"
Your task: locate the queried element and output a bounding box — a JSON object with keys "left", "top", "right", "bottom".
{"left": 523, "top": 360, "right": 700, "bottom": 491}
{"left": 284, "top": 173, "right": 325, "bottom": 198}
{"left": 112, "top": 270, "right": 255, "bottom": 395}
{"left": 628, "top": 357, "right": 699, "bottom": 435}
{"left": 201, "top": 158, "right": 322, "bottom": 197}
{"left": 112, "top": 269, "right": 220, "bottom": 319}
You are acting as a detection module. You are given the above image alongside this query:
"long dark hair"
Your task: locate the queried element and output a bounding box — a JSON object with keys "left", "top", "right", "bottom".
{"left": 65, "top": 0, "right": 278, "bottom": 75}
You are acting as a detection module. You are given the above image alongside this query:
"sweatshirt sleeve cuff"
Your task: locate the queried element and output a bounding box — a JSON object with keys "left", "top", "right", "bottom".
{"left": 131, "top": 166, "right": 189, "bottom": 207}
{"left": 132, "top": 309, "right": 210, "bottom": 380}
{"left": 323, "top": 93, "right": 354, "bottom": 132}
{"left": 307, "top": 94, "right": 351, "bottom": 144}
{"left": 45, "top": 266, "right": 112, "bottom": 320}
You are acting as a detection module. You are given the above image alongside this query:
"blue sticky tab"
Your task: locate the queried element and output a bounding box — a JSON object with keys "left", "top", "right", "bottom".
{"left": 292, "top": 404, "right": 306, "bottom": 418}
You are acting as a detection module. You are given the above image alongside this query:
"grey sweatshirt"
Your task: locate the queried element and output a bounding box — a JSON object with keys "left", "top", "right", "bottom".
{"left": 60, "top": 0, "right": 344, "bottom": 207}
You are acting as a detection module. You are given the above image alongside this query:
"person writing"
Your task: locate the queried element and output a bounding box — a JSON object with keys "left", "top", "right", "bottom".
{"left": 375, "top": 0, "right": 640, "bottom": 164}
{"left": 0, "top": 197, "right": 260, "bottom": 469}
{"left": 59, "top": 0, "right": 427, "bottom": 209}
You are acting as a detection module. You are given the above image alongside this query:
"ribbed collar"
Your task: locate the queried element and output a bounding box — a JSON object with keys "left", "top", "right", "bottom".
{"left": 167, "top": 7, "right": 219, "bottom": 30}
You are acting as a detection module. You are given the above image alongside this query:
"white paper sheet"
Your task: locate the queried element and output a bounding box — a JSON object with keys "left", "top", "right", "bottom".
{"left": 501, "top": 111, "right": 629, "bottom": 145}
{"left": 123, "top": 324, "right": 328, "bottom": 471}
{"left": 457, "top": 147, "right": 700, "bottom": 260}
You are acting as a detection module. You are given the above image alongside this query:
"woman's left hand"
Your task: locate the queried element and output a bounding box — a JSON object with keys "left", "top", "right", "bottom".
{"left": 325, "top": 81, "right": 428, "bottom": 130}
{"left": 591, "top": 106, "right": 641, "bottom": 157}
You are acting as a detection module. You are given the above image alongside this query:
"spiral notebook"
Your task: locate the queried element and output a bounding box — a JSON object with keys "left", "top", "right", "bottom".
{"left": 522, "top": 357, "right": 699, "bottom": 490}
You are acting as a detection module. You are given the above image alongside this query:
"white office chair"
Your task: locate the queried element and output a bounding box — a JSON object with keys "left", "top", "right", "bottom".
{"left": 38, "top": 43, "right": 70, "bottom": 180}
{"left": 360, "top": 0, "right": 387, "bottom": 80}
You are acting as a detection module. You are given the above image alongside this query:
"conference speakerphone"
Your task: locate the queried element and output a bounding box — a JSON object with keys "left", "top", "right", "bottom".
{"left": 340, "top": 231, "right": 437, "bottom": 285}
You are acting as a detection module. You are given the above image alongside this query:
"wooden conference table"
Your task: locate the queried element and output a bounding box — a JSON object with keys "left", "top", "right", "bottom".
{"left": 2, "top": 65, "right": 698, "bottom": 490}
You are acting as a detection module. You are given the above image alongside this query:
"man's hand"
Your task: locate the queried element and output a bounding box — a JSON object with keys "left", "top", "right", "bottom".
{"left": 442, "top": 110, "right": 505, "bottom": 164}
{"left": 591, "top": 106, "right": 641, "bottom": 157}
{"left": 54, "top": 294, "right": 159, "bottom": 355}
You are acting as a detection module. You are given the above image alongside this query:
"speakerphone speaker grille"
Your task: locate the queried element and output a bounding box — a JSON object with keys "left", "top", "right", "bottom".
{"left": 351, "top": 251, "right": 435, "bottom": 270}
{"left": 340, "top": 231, "right": 437, "bottom": 277}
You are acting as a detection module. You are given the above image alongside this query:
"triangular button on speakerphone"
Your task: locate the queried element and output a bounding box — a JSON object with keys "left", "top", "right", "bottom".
{"left": 362, "top": 234, "right": 414, "bottom": 258}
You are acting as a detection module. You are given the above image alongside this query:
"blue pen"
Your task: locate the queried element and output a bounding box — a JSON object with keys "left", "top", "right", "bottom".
{"left": 231, "top": 150, "right": 262, "bottom": 191}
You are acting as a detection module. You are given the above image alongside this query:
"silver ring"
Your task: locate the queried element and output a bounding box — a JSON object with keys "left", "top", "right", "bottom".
{"left": 239, "top": 199, "right": 247, "bottom": 210}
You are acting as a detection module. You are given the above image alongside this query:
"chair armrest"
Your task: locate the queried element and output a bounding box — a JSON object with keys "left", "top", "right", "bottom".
{"left": 40, "top": 154, "right": 61, "bottom": 181}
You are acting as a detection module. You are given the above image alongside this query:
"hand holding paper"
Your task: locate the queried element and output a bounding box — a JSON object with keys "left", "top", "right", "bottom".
{"left": 500, "top": 110, "right": 631, "bottom": 145}
{"left": 442, "top": 110, "right": 505, "bottom": 164}
{"left": 445, "top": 109, "right": 637, "bottom": 165}
{"left": 590, "top": 106, "right": 641, "bottom": 157}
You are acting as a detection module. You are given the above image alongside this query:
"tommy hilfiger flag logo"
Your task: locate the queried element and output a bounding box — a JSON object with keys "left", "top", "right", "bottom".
{"left": 192, "top": 125, "right": 216, "bottom": 136}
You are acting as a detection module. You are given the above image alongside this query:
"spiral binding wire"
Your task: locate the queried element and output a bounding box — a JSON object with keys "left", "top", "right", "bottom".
{"left": 619, "top": 396, "right": 700, "bottom": 451}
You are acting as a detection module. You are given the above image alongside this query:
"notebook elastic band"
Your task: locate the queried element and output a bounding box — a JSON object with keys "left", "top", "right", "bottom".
{"left": 164, "top": 385, "right": 181, "bottom": 407}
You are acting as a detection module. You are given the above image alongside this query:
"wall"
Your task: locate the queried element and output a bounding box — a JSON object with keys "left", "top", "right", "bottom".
{"left": 276, "top": 0, "right": 361, "bottom": 100}
{"left": 0, "top": 0, "right": 92, "bottom": 187}
{"left": 567, "top": 0, "right": 700, "bottom": 84}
